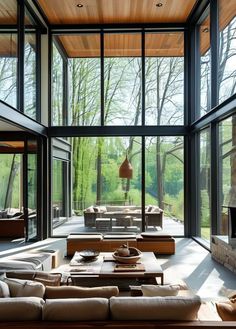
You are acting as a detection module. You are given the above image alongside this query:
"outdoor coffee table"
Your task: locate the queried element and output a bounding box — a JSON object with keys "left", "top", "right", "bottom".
{"left": 57, "top": 252, "right": 164, "bottom": 289}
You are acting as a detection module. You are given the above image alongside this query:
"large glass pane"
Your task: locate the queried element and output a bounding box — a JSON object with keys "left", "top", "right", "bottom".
{"left": 0, "top": 34, "right": 17, "bottom": 108}
{"left": 145, "top": 33, "right": 184, "bottom": 125}
{"left": 0, "top": 152, "right": 22, "bottom": 212}
{"left": 52, "top": 158, "right": 69, "bottom": 230}
{"left": 219, "top": 116, "right": 236, "bottom": 235}
{"left": 0, "top": 142, "right": 23, "bottom": 233}
{"left": 199, "top": 13, "right": 211, "bottom": 117}
{"left": 24, "top": 33, "right": 36, "bottom": 119}
{"left": 199, "top": 129, "right": 211, "bottom": 240}
{"left": 53, "top": 136, "right": 142, "bottom": 236}
{"left": 52, "top": 40, "right": 63, "bottom": 126}
{"left": 218, "top": 0, "right": 236, "bottom": 104}
{"left": 145, "top": 136, "right": 184, "bottom": 235}
{"left": 27, "top": 140, "right": 37, "bottom": 240}
{"left": 104, "top": 33, "right": 141, "bottom": 125}
{"left": 24, "top": 8, "right": 37, "bottom": 119}
{"left": 67, "top": 34, "right": 100, "bottom": 126}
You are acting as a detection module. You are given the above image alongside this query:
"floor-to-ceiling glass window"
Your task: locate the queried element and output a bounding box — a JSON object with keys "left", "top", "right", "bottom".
{"left": 199, "top": 129, "right": 211, "bottom": 240}
{"left": 51, "top": 31, "right": 185, "bottom": 236}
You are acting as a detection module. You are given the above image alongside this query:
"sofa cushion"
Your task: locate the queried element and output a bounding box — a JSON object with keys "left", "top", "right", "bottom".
{"left": 85, "top": 206, "right": 95, "bottom": 213}
{"left": 4, "top": 277, "right": 45, "bottom": 298}
{"left": 45, "top": 285, "right": 119, "bottom": 299}
{"left": 141, "top": 284, "right": 180, "bottom": 297}
{"left": 0, "top": 280, "right": 10, "bottom": 297}
{"left": 110, "top": 296, "right": 201, "bottom": 321}
{"left": 43, "top": 298, "right": 109, "bottom": 321}
{"left": 140, "top": 232, "right": 172, "bottom": 239}
{"left": 67, "top": 234, "right": 103, "bottom": 241}
{"left": 216, "top": 300, "right": 236, "bottom": 321}
{"left": 0, "top": 297, "right": 44, "bottom": 321}
{"left": 6, "top": 271, "right": 62, "bottom": 287}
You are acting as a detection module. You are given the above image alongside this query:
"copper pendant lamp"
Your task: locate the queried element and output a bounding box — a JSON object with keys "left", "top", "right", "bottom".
{"left": 119, "top": 155, "right": 133, "bottom": 179}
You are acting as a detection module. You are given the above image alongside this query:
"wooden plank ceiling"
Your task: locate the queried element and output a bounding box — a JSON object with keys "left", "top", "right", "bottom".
{"left": 58, "top": 32, "right": 184, "bottom": 57}
{"left": 37, "top": 0, "right": 197, "bottom": 25}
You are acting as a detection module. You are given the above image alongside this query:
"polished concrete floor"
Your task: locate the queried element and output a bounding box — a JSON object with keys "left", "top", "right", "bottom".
{"left": 0, "top": 236, "right": 235, "bottom": 301}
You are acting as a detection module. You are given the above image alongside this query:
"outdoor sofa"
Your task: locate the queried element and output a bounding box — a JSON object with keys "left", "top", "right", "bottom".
{"left": 83, "top": 205, "right": 163, "bottom": 229}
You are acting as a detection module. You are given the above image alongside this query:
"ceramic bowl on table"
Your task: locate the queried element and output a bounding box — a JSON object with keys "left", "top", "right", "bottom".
{"left": 112, "top": 247, "right": 142, "bottom": 264}
{"left": 79, "top": 249, "right": 100, "bottom": 261}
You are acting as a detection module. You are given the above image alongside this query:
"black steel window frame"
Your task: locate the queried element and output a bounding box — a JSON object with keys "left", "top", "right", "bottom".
{"left": 0, "top": 0, "right": 45, "bottom": 123}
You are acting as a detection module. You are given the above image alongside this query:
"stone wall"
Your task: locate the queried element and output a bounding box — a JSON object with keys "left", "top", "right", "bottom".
{"left": 211, "top": 235, "right": 236, "bottom": 273}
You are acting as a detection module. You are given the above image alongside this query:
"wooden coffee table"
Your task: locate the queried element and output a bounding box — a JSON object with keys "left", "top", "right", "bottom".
{"left": 57, "top": 252, "right": 164, "bottom": 289}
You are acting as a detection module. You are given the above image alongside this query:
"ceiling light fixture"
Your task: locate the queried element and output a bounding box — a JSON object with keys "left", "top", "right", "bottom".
{"left": 77, "top": 3, "right": 83, "bottom": 8}
{"left": 156, "top": 3, "right": 163, "bottom": 7}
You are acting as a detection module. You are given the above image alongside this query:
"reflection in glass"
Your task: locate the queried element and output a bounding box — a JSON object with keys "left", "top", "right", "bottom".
{"left": 145, "top": 136, "right": 184, "bottom": 235}
{"left": 145, "top": 33, "right": 184, "bottom": 125}
{"left": 199, "top": 14, "right": 211, "bottom": 117}
{"left": 0, "top": 34, "right": 17, "bottom": 108}
{"left": 199, "top": 129, "right": 211, "bottom": 240}
{"left": 218, "top": 0, "right": 236, "bottom": 104}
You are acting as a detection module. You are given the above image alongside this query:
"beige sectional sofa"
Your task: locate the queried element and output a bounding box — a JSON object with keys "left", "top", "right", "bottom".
{"left": 83, "top": 205, "right": 163, "bottom": 230}
{"left": 0, "top": 276, "right": 235, "bottom": 328}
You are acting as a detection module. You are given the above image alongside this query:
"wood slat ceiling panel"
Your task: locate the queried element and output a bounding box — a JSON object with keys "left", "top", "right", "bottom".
{"left": 37, "top": 0, "right": 197, "bottom": 25}
{"left": 58, "top": 32, "right": 184, "bottom": 57}
{"left": 0, "top": 0, "right": 17, "bottom": 24}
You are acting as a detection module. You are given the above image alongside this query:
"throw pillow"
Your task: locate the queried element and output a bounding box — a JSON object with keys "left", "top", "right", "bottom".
{"left": 216, "top": 300, "right": 236, "bottom": 321}
{"left": 0, "top": 280, "right": 10, "bottom": 298}
{"left": 4, "top": 277, "right": 45, "bottom": 298}
{"left": 99, "top": 206, "right": 107, "bottom": 212}
{"left": 141, "top": 284, "right": 180, "bottom": 297}
{"left": 85, "top": 206, "right": 94, "bottom": 213}
{"left": 45, "top": 285, "right": 119, "bottom": 299}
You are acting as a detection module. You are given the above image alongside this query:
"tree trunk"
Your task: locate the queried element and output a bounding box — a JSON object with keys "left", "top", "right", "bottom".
{"left": 96, "top": 138, "right": 102, "bottom": 205}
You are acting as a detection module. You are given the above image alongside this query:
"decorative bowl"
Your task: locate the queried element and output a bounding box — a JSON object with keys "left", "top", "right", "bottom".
{"left": 112, "top": 247, "right": 142, "bottom": 264}
{"left": 79, "top": 249, "right": 100, "bottom": 261}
